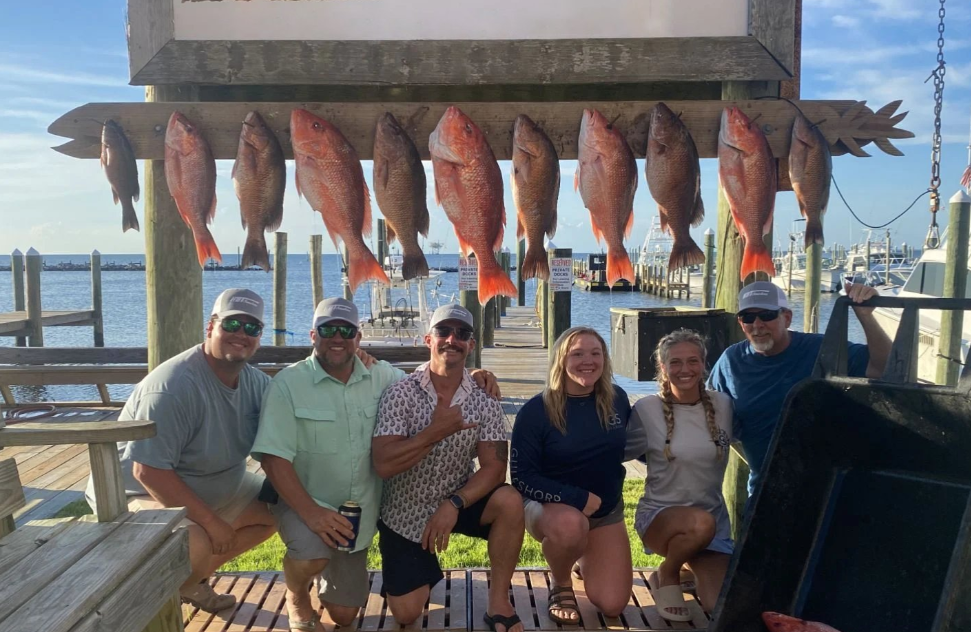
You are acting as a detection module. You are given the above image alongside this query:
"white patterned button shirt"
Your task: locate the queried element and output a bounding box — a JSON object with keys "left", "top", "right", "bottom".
{"left": 373, "top": 362, "right": 507, "bottom": 542}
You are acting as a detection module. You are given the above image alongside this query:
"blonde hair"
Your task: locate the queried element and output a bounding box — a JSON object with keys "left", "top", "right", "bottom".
{"left": 654, "top": 328, "right": 723, "bottom": 462}
{"left": 543, "top": 327, "right": 615, "bottom": 433}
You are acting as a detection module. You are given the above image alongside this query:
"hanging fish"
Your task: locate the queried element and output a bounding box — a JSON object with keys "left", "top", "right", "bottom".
{"left": 100, "top": 120, "right": 140, "bottom": 233}
{"left": 164, "top": 112, "right": 221, "bottom": 267}
{"left": 373, "top": 112, "right": 430, "bottom": 280}
{"left": 511, "top": 114, "right": 559, "bottom": 281}
{"left": 232, "top": 112, "right": 286, "bottom": 272}
{"left": 762, "top": 612, "right": 842, "bottom": 632}
{"left": 575, "top": 109, "right": 637, "bottom": 286}
{"left": 645, "top": 103, "right": 705, "bottom": 271}
{"left": 718, "top": 106, "right": 776, "bottom": 281}
{"left": 789, "top": 112, "right": 832, "bottom": 247}
{"left": 291, "top": 109, "right": 389, "bottom": 292}
{"left": 429, "top": 106, "right": 517, "bottom": 305}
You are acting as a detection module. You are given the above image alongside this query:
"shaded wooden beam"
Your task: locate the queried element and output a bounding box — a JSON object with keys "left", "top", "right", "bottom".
{"left": 749, "top": 0, "right": 796, "bottom": 73}
{"left": 126, "top": 0, "right": 173, "bottom": 83}
{"left": 48, "top": 99, "right": 914, "bottom": 162}
{"left": 131, "top": 37, "right": 790, "bottom": 86}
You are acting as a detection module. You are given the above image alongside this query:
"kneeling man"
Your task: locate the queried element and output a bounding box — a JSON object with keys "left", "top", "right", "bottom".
{"left": 372, "top": 304, "right": 525, "bottom": 632}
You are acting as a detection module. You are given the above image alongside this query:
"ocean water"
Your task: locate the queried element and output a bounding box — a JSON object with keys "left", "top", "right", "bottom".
{"left": 0, "top": 252, "right": 864, "bottom": 403}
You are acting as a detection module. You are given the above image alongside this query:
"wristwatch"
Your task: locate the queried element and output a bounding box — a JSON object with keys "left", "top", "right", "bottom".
{"left": 448, "top": 494, "right": 465, "bottom": 510}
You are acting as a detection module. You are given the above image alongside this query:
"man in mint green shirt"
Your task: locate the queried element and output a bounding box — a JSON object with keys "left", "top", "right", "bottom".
{"left": 252, "top": 298, "right": 499, "bottom": 632}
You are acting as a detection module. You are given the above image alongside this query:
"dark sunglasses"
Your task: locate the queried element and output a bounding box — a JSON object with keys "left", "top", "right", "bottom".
{"left": 317, "top": 324, "right": 358, "bottom": 339}
{"left": 432, "top": 325, "right": 474, "bottom": 341}
{"left": 219, "top": 318, "right": 263, "bottom": 338}
{"left": 737, "top": 309, "right": 781, "bottom": 325}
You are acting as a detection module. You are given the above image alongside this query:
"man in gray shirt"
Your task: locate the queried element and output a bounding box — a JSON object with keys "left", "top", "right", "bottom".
{"left": 86, "top": 288, "right": 276, "bottom": 612}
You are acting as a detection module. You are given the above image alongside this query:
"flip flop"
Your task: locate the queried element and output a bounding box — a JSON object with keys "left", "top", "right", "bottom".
{"left": 679, "top": 569, "right": 697, "bottom": 591}
{"left": 484, "top": 612, "right": 523, "bottom": 632}
{"left": 648, "top": 571, "right": 692, "bottom": 623}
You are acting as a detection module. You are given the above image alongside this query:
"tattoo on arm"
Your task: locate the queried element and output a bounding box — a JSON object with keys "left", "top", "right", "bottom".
{"left": 492, "top": 441, "right": 509, "bottom": 463}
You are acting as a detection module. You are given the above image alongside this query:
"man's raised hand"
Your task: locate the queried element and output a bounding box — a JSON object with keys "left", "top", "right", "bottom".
{"left": 428, "top": 392, "right": 477, "bottom": 442}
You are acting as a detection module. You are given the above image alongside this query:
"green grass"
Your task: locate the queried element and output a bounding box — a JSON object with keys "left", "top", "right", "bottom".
{"left": 52, "top": 481, "right": 664, "bottom": 572}
{"left": 221, "top": 479, "right": 663, "bottom": 572}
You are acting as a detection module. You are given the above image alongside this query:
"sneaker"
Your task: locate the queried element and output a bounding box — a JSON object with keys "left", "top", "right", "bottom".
{"left": 180, "top": 580, "right": 237, "bottom": 613}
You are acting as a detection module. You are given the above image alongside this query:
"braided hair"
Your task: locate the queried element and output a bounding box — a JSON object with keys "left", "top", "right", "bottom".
{"left": 654, "top": 328, "right": 723, "bottom": 462}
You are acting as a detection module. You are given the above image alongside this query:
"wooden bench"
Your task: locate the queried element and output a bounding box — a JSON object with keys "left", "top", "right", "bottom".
{"left": 0, "top": 346, "right": 428, "bottom": 406}
{"left": 0, "top": 458, "right": 191, "bottom": 632}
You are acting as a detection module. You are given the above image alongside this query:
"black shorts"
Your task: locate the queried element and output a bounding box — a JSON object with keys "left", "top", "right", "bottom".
{"left": 379, "top": 485, "right": 503, "bottom": 597}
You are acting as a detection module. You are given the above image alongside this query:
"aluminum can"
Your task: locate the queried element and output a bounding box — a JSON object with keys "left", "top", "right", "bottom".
{"left": 337, "top": 501, "right": 362, "bottom": 552}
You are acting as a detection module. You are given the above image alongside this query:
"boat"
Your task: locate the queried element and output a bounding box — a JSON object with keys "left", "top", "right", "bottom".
{"left": 772, "top": 251, "right": 844, "bottom": 293}
{"left": 635, "top": 215, "right": 705, "bottom": 292}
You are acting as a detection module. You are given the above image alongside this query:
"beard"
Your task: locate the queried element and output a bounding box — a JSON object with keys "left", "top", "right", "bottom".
{"left": 750, "top": 337, "right": 775, "bottom": 354}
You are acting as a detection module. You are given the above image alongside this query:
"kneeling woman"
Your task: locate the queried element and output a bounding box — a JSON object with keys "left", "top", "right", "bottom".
{"left": 511, "top": 326, "right": 632, "bottom": 624}
{"left": 626, "top": 329, "right": 733, "bottom": 622}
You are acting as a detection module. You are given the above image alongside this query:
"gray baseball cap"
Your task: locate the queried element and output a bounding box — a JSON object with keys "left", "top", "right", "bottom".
{"left": 313, "top": 297, "right": 360, "bottom": 329}
{"left": 737, "top": 281, "right": 789, "bottom": 313}
{"left": 212, "top": 288, "right": 264, "bottom": 324}
{"left": 429, "top": 304, "right": 474, "bottom": 330}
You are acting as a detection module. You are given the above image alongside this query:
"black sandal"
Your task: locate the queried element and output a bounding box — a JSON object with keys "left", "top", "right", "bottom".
{"left": 548, "top": 586, "right": 580, "bottom": 625}
{"left": 484, "top": 612, "right": 523, "bottom": 632}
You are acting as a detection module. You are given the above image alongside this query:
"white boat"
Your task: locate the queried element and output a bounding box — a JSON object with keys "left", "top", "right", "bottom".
{"left": 871, "top": 227, "right": 970, "bottom": 384}
{"left": 771, "top": 252, "right": 844, "bottom": 293}
{"left": 384, "top": 253, "right": 446, "bottom": 284}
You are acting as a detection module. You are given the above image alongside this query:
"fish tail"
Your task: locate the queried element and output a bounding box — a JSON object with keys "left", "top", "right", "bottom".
{"left": 668, "top": 237, "right": 705, "bottom": 271}
{"left": 401, "top": 252, "right": 430, "bottom": 280}
{"left": 606, "top": 248, "right": 635, "bottom": 286}
{"left": 740, "top": 242, "right": 775, "bottom": 281}
{"left": 241, "top": 231, "right": 271, "bottom": 272}
{"left": 521, "top": 243, "right": 551, "bottom": 281}
{"left": 804, "top": 215, "right": 825, "bottom": 246}
{"left": 121, "top": 197, "right": 139, "bottom": 233}
{"left": 347, "top": 245, "right": 390, "bottom": 292}
{"left": 193, "top": 227, "right": 222, "bottom": 268}
{"left": 477, "top": 259, "right": 518, "bottom": 305}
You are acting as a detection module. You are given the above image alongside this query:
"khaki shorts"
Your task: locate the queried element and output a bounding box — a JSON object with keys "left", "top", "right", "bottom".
{"left": 524, "top": 498, "right": 625, "bottom": 531}
{"left": 130, "top": 471, "right": 265, "bottom": 528}
{"left": 270, "top": 498, "right": 370, "bottom": 607}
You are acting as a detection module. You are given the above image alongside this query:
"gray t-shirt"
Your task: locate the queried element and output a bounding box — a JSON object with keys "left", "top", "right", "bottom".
{"left": 86, "top": 344, "right": 270, "bottom": 510}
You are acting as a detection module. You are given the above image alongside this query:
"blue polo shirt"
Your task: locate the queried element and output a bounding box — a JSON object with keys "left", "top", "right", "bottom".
{"left": 708, "top": 331, "right": 869, "bottom": 494}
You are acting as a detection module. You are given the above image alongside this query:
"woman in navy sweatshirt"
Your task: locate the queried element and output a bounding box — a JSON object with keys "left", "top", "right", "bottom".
{"left": 510, "top": 326, "right": 632, "bottom": 624}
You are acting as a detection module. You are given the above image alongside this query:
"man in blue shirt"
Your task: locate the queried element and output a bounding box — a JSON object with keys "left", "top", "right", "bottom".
{"left": 708, "top": 281, "right": 890, "bottom": 495}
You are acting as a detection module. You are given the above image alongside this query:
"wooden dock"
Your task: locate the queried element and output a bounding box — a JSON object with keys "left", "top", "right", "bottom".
{"left": 0, "top": 309, "right": 99, "bottom": 337}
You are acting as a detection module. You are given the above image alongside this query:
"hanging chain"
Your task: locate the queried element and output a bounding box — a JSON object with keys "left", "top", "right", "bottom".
{"left": 924, "top": 0, "right": 946, "bottom": 247}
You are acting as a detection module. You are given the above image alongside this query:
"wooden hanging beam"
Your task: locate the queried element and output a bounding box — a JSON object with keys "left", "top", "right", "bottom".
{"left": 48, "top": 99, "right": 913, "bottom": 162}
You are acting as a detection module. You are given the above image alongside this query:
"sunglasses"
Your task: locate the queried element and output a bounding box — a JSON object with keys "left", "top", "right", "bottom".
{"left": 737, "top": 309, "right": 782, "bottom": 325}
{"left": 219, "top": 318, "right": 263, "bottom": 338}
{"left": 432, "top": 325, "right": 474, "bottom": 341}
{"left": 317, "top": 324, "right": 358, "bottom": 339}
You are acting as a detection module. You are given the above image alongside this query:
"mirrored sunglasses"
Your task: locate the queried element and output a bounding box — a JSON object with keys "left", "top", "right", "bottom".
{"left": 432, "top": 325, "right": 474, "bottom": 341}
{"left": 317, "top": 324, "right": 358, "bottom": 339}
{"left": 220, "top": 318, "right": 263, "bottom": 338}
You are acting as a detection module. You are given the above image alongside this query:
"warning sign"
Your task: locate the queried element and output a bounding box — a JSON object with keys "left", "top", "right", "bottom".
{"left": 458, "top": 257, "right": 478, "bottom": 291}
{"left": 550, "top": 258, "right": 573, "bottom": 292}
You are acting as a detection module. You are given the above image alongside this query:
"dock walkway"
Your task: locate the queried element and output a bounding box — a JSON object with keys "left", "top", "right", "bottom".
{"left": 0, "top": 309, "right": 99, "bottom": 338}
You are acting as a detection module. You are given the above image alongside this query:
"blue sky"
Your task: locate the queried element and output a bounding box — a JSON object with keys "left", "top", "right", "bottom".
{"left": 1, "top": 0, "right": 970, "bottom": 257}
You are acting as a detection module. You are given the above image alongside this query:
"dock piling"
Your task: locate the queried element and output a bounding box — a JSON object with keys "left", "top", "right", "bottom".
{"left": 25, "top": 248, "right": 43, "bottom": 347}
{"left": 11, "top": 249, "right": 25, "bottom": 347}
{"left": 460, "top": 261, "right": 482, "bottom": 369}
{"left": 91, "top": 250, "right": 104, "bottom": 347}
{"left": 547, "top": 248, "right": 572, "bottom": 352}
{"left": 517, "top": 239, "right": 526, "bottom": 307}
{"left": 936, "top": 191, "right": 971, "bottom": 386}
{"left": 273, "top": 232, "right": 288, "bottom": 346}
{"left": 310, "top": 234, "right": 323, "bottom": 310}
{"left": 804, "top": 243, "right": 822, "bottom": 333}
{"left": 703, "top": 229, "right": 715, "bottom": 308}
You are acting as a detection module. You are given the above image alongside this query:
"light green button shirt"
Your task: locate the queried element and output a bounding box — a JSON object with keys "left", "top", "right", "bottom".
{"left": 252, "top": 354, "right": 406, "bottom": 552}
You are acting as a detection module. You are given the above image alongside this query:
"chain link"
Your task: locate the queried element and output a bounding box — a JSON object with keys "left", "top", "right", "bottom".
{"left": 927, "top": 0, "right": 947, "bottom": 209}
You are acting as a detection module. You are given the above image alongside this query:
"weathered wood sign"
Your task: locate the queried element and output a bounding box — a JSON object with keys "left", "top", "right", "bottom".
{"left": 48, "top": 99, "right": 912, "bottom": 162}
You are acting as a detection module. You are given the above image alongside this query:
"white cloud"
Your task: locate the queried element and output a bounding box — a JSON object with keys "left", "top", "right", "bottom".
{"left": 831, "top": 15, "right": 860, "bottom": 28}
{"left": 867, "top": 0, "right": 922, "bottom": 20}
{"left": 0, "top": 109, "right": 56, "bottom": 124}
{"left": 0, "top": 63, "right": 125, "bottom": 88}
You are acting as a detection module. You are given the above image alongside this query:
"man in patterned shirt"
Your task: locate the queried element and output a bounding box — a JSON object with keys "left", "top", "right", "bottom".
{"left": 372, "top": 304, "right": 525, "bottom": 632}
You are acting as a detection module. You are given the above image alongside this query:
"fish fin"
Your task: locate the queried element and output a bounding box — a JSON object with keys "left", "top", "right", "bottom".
{"left": 511, "top": 171, "right": 524, "bottom": 240}
{"left": 624, "top": 209, "right": 635, "bottom": 240}
{"left": 346, "top": 244, "right": 390, "bottom": 292}
{"left": 375, "top": 158, "right": 389, "bottom": 191}
{"left": 658, "top": 207, "right": 670, "bottom": 233}
{"left": 516, "top": 215, "right": 525, "bottom": 240}
{"left": 121, "top": 197, "right": 139, "bottom": 233}
{"left": 668, "top": 236, "right": 705, "bottom": 271}
{"left": 111, "top": 189, "right": 120, "bottom": 205}
{"left": 493, "top": 206, "right": 506, "bottom": 252}
{"left": 606, "top": 248, "right": 635, "bottom": 286}
{"left": 417, "top": 204, "right": 430, "bottom": 237}
{"left": 133, "top": 179, "right": 140, "bottom": 203}
{"left": 691, "top": 172, "right": 705, "bottom": 225}
{"left": 520, "top": 244, "right": 551, "bottom": 281}
{"left": 456, "top": 233, "right": 473, "bottom": 258}
{"left": 265, "top": 204, "right": 284, "bottom": 234}
{"left": 804, "top": 216, "right": 825, "bottom": 246}
{"left": 762, "top": 206, "right": 774, "bottom": 237}
{"left": 362, "top": 179, "right": 373, "bottom": 238}
{"left": 295, "top": 172, "right": 304, "bottom": 200}
{"left": 740, "top": 242, "right": 775, "bottom": 282}
{"left": 477, "top": 256, "right": 518, "bottom": 305}
{"left": 193, "top": 227, "right": 223, "bottom": 267}
{"left": 207, "top": 193, "right": 217, "bottom": 224}
{"left": 241, "top": 230, "right": 271, "bottom": 272}
{"left": 573, "top": 164, "right": 580, "bottom": 192}
{"left": 588, "top": 212, "right": 605, "bottom": 244}
{"left": 434, "top": 176, "right": 442, "bottom": 206}
{"left": 385, "top": 222, "right": 397, "bottom": 244}
{"left": 401, "top": 251, "right": 430, "bottom": 280}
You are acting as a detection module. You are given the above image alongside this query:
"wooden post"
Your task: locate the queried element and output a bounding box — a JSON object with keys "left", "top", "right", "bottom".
{"left": 547, "top": 248, "right": 572, "bottom": 352}
{"left": 25, "top": 248, "right": 43, "bottom": 348}
{"left": 88, "top": 442, "right": 127, "bottom": 522}
{"left": 539, "top": 279, "right": 550, "bottom": 348}
{"left": 786, "top": 238, "right": 794, "bottom": 298}
{"left": 936, "top": 190, "right": 971, "bottom": 386}
{"left": 273, "top": 232, "right": 288, "bottom": 346}
{"left": 310, "top": 234, "right": 323, "bottom": 309}
{"left": 460, "top": 269, "right": 482, "bottom": 369}
{"left": 90, "top": 250, "right": 104, "bottom": 347}
{"left": 804, "top": 243, "right": 822, "bottom": 333}
{"left": 702, "top": 229, "right": 715, "bottom": 308}
{"left": 377, "top": 219, "right": 388, "bottom": 271}
{"left": 865, "top": 240, "right": 871, "bottom": 274}
{"left": 341, "top": 245, "right": 354, "bottom": 301}
{"left": 885, "top": 230, "right": 891, "bottom": 284}
{"left": 483, "top": 297, "right": 496, "bottom": 347}
{"left": 500, "top": 251, "right": 510, "bottom": 317}
{"left": 11, "top": 249, "right": 25, "bottom": 347}
{"left": 517, "top": 238, "right": 526, "bottom": 306}
{"left": 145, "top": 85, "right": 202, "bottom": 371}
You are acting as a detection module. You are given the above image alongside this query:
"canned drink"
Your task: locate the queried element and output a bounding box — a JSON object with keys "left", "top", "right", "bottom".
{"left": 337, "top": 501, "right": 362, "bottom": 552}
